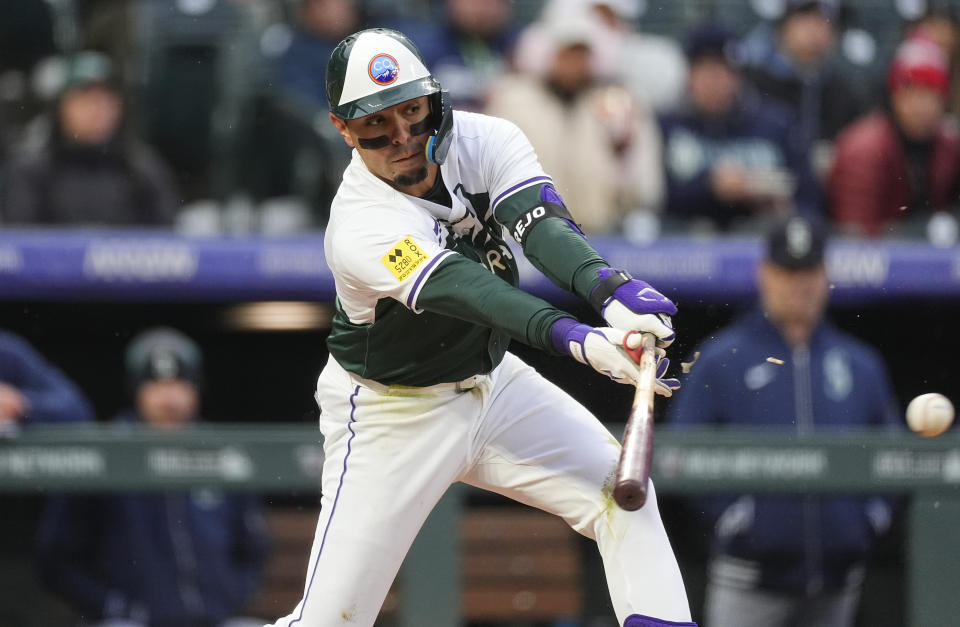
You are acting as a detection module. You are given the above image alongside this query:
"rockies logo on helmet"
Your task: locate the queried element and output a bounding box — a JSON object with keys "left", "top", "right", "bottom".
{"left": 368, "top": 53, "right": 399, "bottom": 85}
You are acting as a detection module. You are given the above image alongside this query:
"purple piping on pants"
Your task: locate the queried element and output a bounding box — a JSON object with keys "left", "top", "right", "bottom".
{"left": 491, "top": 176, "right": 553, "bottom": 212}
{"left": 406, "top": 250, "right": 453, "bottom": 308}
{"left": 624, "top": 614, "right": 698, "bottom": 627}
{"left": 290, "top": 385, "right": 361, "bottom": 625}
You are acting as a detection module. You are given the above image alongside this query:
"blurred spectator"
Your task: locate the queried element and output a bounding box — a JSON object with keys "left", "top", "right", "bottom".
{"left": 234, "top": 0, "right": 369, "bottom": 231}
{"left": 1, "top": 328, "right": 94, "bottom": 434}
{"left": 232, "top": 0, "right": 367, "bottom": 231}
{"left": 829, "top": 35, "right": 960, "bottom": 237}
{"left": 388, "top": 0, "right": 519, "bottom": 111}
{"left": 906, "top": 4, "right": 960, "bottom": 118}
{"left": 740, "top": 0, "right": 867, "bottom": 173}
{"left": 36, "top": 327, "right": 269, "bottom": 627}
{"left": 515, "top": 0, "right": 688, "bottom": 112}
{"left": 658, "top": 23, "right": 821, "bottom": 232}
{"left": 484, "top": 14, "right": 663, "bottom": 234}
{"left": 1, "top": 51, "right": 180, "bottom": 226}
{"left": 667, "top": 216, "right": 902, "bottom": 627}
{"left": 0, "top": 328, "right": 93, "bottom": 625}
{"left": 273, "top": 0, "right": 366, "bottom": 112}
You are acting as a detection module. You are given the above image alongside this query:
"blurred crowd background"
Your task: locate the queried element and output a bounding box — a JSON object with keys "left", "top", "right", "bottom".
{"left": 2, "top": 0, "right": 960, "bottom": 240}
{"left": 2, "top": 0, "right": 960, "bottom": 626}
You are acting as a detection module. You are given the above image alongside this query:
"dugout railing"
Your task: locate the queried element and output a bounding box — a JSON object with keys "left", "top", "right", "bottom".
{"left": 2, "top": 425, "right": 958, "bottom": 626}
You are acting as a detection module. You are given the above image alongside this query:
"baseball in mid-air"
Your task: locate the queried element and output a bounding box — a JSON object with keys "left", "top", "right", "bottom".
{"left": 905, "top": 393, "right": 955, "bottom": 437}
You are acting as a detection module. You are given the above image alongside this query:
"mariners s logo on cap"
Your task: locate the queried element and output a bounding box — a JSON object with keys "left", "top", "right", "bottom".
{"left": 785, "top": 217, "right": 813, "bottom": 259}
{"left": 368, "top": 53, "right": 399, "bottom": 85}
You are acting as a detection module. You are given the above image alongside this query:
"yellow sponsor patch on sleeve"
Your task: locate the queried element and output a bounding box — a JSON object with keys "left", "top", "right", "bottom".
{"left": 381, "top": 236, "right": 429, "bottom": 282}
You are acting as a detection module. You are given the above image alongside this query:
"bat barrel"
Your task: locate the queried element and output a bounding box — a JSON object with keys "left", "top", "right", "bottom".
{"left": 614, "top": 422, "right": 653, "bottom": 510}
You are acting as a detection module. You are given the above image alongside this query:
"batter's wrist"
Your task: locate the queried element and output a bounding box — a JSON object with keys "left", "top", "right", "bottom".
{"left": 588, "top": 267, "right": 632, "bottom": 312}
{"left": 549, "top": 317, "right": 584, "bottom": 355}
{"left": 572, "top": 259, "right": 611, "bottom": 302}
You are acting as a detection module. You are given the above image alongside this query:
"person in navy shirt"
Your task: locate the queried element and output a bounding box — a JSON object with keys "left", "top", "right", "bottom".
{"left": 667, "top": 216, "right": 902, "bottom": 627}
{"left": 273, "top": 0, "right": 367, "bottom": 111}
{"left": 385, "top": 0, "right": 520, "bottom": 112}
{"left": 1, "top": 328, "right": 94, "bottom": 432}
{"left": 658, "top": 23, "right": 821, "bottom": 231}
{"left": 35, "top": 328, "right": 269, "bottom": 627}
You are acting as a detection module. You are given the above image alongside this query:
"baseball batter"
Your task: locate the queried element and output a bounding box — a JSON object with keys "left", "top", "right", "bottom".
{"left": 268, "top": 29, "right": 696, "bottom": 627}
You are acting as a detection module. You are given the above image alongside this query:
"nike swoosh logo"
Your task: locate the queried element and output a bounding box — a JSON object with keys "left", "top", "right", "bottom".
{"left": 744, "top": 363, "right": 777, "bottom": 390}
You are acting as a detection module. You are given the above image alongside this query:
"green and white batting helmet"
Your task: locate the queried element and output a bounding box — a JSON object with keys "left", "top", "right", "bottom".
{"left": 326, "top": 28, "right": 446, "bottom": 122}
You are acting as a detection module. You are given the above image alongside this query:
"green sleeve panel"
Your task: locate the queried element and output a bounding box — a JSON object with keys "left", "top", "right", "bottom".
{"left": 524, "top": 219, "right": 608, "bottom": 300}
{"left": 417, "top": 254, "right": 573, "bottom": 354}
{"left": 494, "top": 184, "right": 608, "bottom": 301}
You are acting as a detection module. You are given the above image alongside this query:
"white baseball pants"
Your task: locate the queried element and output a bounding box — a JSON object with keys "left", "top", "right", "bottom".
{"left": 267, "top": 352, "right": 691, "bottom": 626}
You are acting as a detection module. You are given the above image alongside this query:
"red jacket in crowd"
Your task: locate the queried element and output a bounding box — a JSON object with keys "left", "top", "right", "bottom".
{"left": 828, "top": 111, "right": 960, "bottom": 236}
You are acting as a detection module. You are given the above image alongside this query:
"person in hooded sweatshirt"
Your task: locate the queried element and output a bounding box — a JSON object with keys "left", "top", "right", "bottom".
{"left": 2, "top": 51, "right": 179, "bottom": 226}
{"left": 829, "top": 34, "right": 960, "bottom": 237}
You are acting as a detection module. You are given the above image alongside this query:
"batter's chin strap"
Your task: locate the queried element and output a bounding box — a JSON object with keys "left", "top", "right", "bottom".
{"left": 588, "top": 269, "right": 632, "bottom": 312}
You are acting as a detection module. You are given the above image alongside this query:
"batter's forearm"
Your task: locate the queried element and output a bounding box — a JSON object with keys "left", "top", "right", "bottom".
{"left": 417, "top": 255, "right": 574, "bottom": 353}
{"left": 522, "top": 218, "right": 608, "bottom": 300}
{"left": 494, "top": 184, "right": 608, "bottom": 300}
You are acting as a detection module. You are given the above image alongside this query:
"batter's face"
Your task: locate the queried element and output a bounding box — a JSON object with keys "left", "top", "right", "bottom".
{"left": 330, "top": 96, "right": 438, "bottom": 196}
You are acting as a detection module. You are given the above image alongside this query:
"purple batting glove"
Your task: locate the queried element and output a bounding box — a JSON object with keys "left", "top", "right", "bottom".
{"left": 551, "top": 319, "right": 680, "bottom": 395}
{"left": 655, "top": 355, "right": 681, "bottom": 395}
{"left": 624, "top": 614, "right": 698, "bottom": 627}
{"left": 550, "top": 318, "right": 642, "bottom": 385}
{"left": 590, "top": 268, "right": 677, "bottom": 347}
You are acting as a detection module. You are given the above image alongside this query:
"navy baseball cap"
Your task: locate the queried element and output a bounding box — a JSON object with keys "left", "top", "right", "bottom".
{"left": 765, "top": 215, "right": 827, "bottom": 269}
{"left": 125, "top": 327, "right": 203, "bottom": 389}
{"left": 684, "top": 22, "right": 740, "bottom": 65}
{"left": 784, "top": 0, "right": 841, "bottom": 21}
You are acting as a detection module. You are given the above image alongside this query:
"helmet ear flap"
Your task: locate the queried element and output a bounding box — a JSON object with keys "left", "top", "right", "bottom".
{"left": 426, "top": 90, "right": 453, "bottom": 165}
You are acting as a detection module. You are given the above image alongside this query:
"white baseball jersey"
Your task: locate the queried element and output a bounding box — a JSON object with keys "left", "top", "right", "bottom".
{"left": 324, "top": 111, "right": 555, "bottom": 385}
